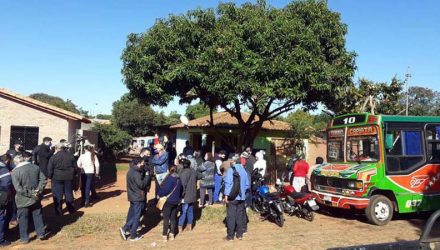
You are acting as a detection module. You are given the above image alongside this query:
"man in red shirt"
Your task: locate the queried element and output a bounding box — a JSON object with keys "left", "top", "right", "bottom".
{"left": 292, "top": 155, "right": 309, "bottom": 193}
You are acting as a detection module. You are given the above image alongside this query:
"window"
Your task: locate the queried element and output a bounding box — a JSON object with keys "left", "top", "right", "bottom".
{"left": 385, "top": 128, "right": 425, "bottom": 174}
{"left": 10, "top": 126, "right": 39, "bottom": 151}
{"left": 426, "top": 124, "right": 440, "bottom": 163}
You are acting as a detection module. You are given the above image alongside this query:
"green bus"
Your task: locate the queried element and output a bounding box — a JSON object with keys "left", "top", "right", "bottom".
{"left": 311, "top": 113, "right": 440, "bottom": 225}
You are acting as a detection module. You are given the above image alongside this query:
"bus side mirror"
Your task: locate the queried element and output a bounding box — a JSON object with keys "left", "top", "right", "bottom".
{"left": 385, "top": 134, "right": 394, "bottom": 150}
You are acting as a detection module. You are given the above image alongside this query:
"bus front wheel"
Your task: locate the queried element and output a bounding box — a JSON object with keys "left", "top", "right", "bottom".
{"left": 366, "top": 195, "right": 394, "bottom": 226}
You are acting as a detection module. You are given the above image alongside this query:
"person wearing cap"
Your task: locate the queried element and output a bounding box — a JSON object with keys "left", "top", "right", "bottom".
{"left": 11, "top": 154, "right": 48, "bottom": 243}
{"left": 47, "top": 143, "right": 77, "bottom": 215}
{"left": 77, "top": 142, "right": 100, "bottom": 207}
{"left": 37, "top": 137, "right": 54, "bottom": 177}
{"left": 152, "top": 144, "right": 169, "bottom": 200}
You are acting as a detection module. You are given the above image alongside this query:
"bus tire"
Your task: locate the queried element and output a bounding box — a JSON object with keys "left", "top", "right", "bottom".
{"left": 366, "top": 195, "right": 394, "bottom": 226}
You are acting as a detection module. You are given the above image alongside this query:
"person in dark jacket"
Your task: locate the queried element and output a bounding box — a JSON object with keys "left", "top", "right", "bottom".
{"left": 47, "top": 143, "right": 77, "bottom": 215}
{"left": 6, "top": 140, "right": 25, "bottom": 169}
{"left": 0, "top": 154, "right": 12, "bottom": 247}
{"left": 119, "top": 157, "right": 146, "bottom": 242}
{"left": 198, "top": 153, "right": 215, "bottom": 207}
{"left": 11, "top": 154, "right": 48, "bottom": 244}
{"left": 37, "top": 137, "right": 54, "bottom": 177}
{"left": 157, "top": 165, "right": 182, "bottom": 242}
{"left": 182, "top": 141, "right": 194, "bottom": 157}
{"left": 166, "top": 143, "right": 177, "bottom": 165}
{"left": 178, "top": 159, "right": 197, "bottom": 232}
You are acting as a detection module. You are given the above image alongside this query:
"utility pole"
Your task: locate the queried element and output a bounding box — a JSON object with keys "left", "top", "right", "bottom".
{"left": 405, "top": 67, "right": 411, "bottom": 116}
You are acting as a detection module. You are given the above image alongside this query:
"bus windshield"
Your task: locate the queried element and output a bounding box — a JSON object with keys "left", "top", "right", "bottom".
{"left": 327, "top": 126, "right": 381, "bottom": 163}
{"left": 327, "top": 129, "right": 344, "bottom": 162}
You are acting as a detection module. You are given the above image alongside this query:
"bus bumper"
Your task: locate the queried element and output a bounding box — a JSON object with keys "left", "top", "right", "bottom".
{"left": 312, "top": 190, "right": 370, "bottom": 209}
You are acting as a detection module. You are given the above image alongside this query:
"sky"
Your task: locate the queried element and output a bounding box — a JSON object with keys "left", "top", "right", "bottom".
{"left": 1, "top": 0, "right": 439, "bottom": 116}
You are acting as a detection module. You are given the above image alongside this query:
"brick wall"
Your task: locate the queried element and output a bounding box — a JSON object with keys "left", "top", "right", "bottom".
{"left": 0, "top": 96, "right": 78, "bottom": 153}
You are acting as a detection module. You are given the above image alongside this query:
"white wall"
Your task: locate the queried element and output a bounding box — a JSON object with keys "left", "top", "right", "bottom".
{"left": 176, "top": 129, "right": 190, "bottom": 155}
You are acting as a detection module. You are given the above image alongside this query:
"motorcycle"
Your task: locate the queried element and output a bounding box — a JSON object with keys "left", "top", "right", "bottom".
{"left": 251, "top": 169, "right": 285, "bottom": 227}
{"left": 275, "top": 179, "right": 319, "bottom": 222}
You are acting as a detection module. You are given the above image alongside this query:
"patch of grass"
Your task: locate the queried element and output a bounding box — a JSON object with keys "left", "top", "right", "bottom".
{"left": 198, "top": 205, "right": 261, "bottom": 224}
{"left": 59, "top": 213, "right": 125, "bottom": 238}
{"left": 116, "top": 164, "right": 129, "bottom": 171}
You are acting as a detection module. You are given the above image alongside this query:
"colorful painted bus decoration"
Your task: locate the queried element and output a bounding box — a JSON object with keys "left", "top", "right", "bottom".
{"left": 311, "top": 113, "right": 440, "bottom": 225}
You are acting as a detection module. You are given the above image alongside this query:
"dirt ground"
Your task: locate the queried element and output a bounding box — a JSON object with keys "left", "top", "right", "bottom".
{"left": 6, "top": 162, "right": 428, "bottom": 250}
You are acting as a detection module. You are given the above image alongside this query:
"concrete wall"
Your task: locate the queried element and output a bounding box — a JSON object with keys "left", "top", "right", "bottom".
{"left": 0, "top": 96, "right": 80, "bottom": 152}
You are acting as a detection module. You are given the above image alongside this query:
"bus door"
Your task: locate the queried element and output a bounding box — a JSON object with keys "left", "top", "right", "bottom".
{"left": 384, "top": 124, "right": 426, "bottom": 211}
{"left": 421, "top": 124, "right": 440, "bottom": 210}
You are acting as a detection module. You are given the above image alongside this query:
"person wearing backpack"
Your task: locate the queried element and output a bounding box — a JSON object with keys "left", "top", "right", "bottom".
{"left": 223, "top": 157, "right": 249, "bottom": 241}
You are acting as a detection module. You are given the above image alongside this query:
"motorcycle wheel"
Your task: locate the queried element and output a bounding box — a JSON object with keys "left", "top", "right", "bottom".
{"left": 252, "top": 199, "right": 264, "bottom": 213}
{"left": 274, "top": 212, "right": 285, "bottom": 227}
{"left": 302, "top": 207, "right": 314, "bottom": 222}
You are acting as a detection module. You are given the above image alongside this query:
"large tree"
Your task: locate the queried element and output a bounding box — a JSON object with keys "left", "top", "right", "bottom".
{"left": 30, "top": 93, "right": 80, "bottom": 114}
{"left": 121, "top": 0, "right": 356, "bottom": 147}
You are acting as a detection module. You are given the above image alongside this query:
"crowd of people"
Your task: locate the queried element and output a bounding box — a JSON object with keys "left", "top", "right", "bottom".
{"left": 119, "top": 140, "right": 272, "bottom": 242}
{"left": 0, "top": 138, "right": 101, "bottom": 247}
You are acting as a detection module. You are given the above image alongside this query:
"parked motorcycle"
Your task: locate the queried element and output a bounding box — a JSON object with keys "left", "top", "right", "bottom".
{"left": 275, "top": 179, "right": 319, "bottom": 222}
{"left": 251, "top": 169, "right": 285, "bottom": 227}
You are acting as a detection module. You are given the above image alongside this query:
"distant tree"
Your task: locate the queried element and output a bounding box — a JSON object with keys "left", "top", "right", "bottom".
{"left": 166, "top": 111, "right": 181, "bottom": 125}
{"left": 112, "top": 94, "right": 158, "bottom": 136}
{"left": 285, "top": 110, "right": 327, "bottom": 150}
{"left": 402, "top": 86, "right": 440, "bottom": 116}
{"left": 78, "top": 107, "right": 93, "bottom": 118}
{"left": 121, "top": 0, "right": 356, "bottom": 148}
{"left": 330, "top": 77, "right": 404, "bottom": 115}
{"left": 185, "top": 103, "right": 213, "bottom": 120}
{"left": 30, "top": 93, "right": 80, "bottom": 114}
{"left": 91, "top": 123, "right": 131, "bottom": 156}
{"left": 96, "top": 114, "right": 113, "bottom": 120}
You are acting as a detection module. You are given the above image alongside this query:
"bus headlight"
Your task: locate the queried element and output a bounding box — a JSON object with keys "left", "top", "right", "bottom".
{"left": 348, "top": 181, "right": 363, "bottom": 190}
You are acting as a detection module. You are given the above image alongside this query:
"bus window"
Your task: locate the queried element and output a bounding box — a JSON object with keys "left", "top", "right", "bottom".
{"left": 386, "top": 129, "right": 425, "bottom": 174}
{"left": 426, "top": 125, "right": 440, "bottom": 163}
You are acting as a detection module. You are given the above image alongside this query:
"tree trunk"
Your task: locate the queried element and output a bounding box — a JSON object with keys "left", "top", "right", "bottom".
{"left": 237, "top": 122, "right": 264, "bottom": 152}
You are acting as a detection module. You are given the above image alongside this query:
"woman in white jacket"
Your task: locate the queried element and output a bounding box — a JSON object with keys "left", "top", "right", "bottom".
{"left": 77, "top": 144, "right": 100, "bottom": 207}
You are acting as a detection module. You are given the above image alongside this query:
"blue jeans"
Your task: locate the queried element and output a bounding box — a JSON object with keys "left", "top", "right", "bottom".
{"left": 0, "top": 209, "right": 7, "bottom": 243}
{"left": 52, "top": 180, "right": 75, "bottom": 214}
{"left": 81, "top": 174, "right": 94, "bottom": 204}
{"left": 178, "top": 203, "right": 194, "bottom": 226}
{"left": 155, "top": 172, "right": 168, "bottom": 199}
{"left": 17, "top": 202, "right": 46, "bottom": 242}
{"left": 122, "top": 201, "right": 144, "bottom": 239}
{"left": 213, "top": 174, "right": 222, "bottom": 202}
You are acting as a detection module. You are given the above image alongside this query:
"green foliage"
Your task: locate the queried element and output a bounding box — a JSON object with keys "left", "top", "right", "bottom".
{"left": 403, "top": 86, "right": 440, "bottom": 116}
{"left": 96, "top": 114, "right": 113, "bottom": 120}
{"left": 185, "top": 102, "right": 213, "bottom": 120}
{"left": 30, "top": 93, "right": 80, "bottom": 114}
{"left": 91, "top": 123, "right": 131, "bottom": 152}
{"left": 121, "top": 0, "right": 356, "bottom": 146}
{"left": 330, "top": 77, "right": 404, "bottom": 115}
{"left": 285, "top": 110, "right": 327, "bottom": 141}
{"left": 166, "top": 111, "right": 181, "bottom": 125}
{"left": 112, "top": 95, "right": 180, "bottom": 136}
{"left": 112, "top": 94, "right": 159, "bottom": 136}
